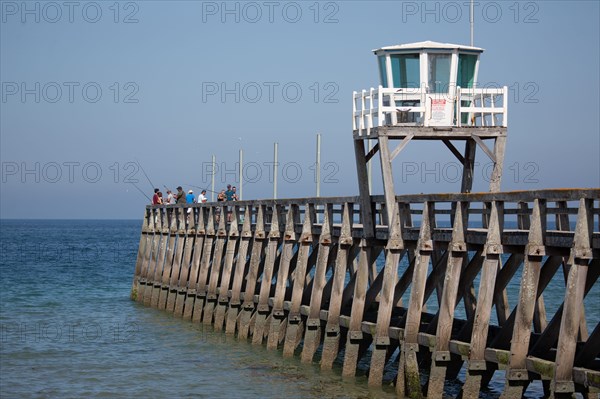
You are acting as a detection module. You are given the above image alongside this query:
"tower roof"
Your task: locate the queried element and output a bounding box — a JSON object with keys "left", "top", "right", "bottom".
{"left": 373, "top": 41, "right": 484, "bottom": 53}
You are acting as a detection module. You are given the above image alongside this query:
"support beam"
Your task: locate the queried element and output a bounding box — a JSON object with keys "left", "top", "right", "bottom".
{"left": 365, "top": 142, "right": 380, "bottom": 163}
{"left": 442, "top": 139, "right": 465, "bottom": 164}
{"left": 472, "top": 135, "right": 496, "bottom": 163}
{"left": 390, "top": 133, "right": 414, "bottom": 161}
{"left": 378, "top": 135, "right": 399, "bottom": 226}
{"left": 461, "top": 139, "right": 477, "bottom": 193}
{"left": 354, "top": 139, "right": 375, "bottom": 237}
{"left": 489, "top": 136, "right": 507, "bottom": 192}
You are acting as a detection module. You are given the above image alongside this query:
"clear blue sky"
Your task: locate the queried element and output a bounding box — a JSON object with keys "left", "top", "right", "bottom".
{"left": 1, "top": 0, "right": 599, "bottom": 219}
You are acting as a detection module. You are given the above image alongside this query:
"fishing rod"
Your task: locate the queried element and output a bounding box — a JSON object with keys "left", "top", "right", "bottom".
{"left": 135, "top": 158, "right": 155, "bottom": 190}
{"left": 162, "top": 184, "right": 215, "bottom": 194}
{"left": 128, "top": 181, "right": 152, "bottom": 203}
{"left": 185, "top": 183, "right": 220, "bottom": 195}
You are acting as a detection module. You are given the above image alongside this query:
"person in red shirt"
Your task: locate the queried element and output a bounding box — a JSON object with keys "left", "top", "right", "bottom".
{"left": 152, "top": 188, "right": 160, "bottom": 205}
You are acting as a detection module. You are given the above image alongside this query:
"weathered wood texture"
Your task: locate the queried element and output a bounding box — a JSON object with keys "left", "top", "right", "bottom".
{"left": 131, "top": 189, "right": 600, "bottom": 398}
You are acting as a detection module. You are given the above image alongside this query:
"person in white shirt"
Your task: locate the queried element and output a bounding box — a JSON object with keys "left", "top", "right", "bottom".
{"left": 166, "top": 190, "right": 175, "bottom": 205}
{"left": 197, "top": 190, "right": 208, "bottom": 203}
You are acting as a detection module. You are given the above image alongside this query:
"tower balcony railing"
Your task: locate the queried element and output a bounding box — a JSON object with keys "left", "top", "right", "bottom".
{"left": 353, "top": 85, "right": 508, "bottom": 136}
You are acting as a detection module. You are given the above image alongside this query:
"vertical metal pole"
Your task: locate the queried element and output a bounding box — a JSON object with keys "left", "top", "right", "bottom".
{"left": 211, "top": 154, "right": 216, "bottom": 202}
{"left": 273, "top": 142, "right": 278, "bottom": 200}
{"left": 316, "top": 133, "right": 321, "bottom": 197}
{"left": 367, "top": 139, "right": 372, "bottom": 194}
{"left": 239, "top": 148, "right": 243, "bottom": 200}
{"left": 470, "top": 0, "right": 474, "bottom": 46}
{"left": 316, "top": 134, "right": 322, "bottom": 223}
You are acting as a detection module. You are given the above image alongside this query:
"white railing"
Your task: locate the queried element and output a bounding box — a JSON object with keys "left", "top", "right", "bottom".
{"left": 353, "top": 85, "right": 508, "bottom": 136}
{"left": 456, "top": 87, "right": 508, "bottom": 128}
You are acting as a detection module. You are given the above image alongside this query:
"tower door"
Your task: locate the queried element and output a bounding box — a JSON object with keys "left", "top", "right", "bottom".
{"left": 425, "top": 53, "right": 454, "bottom": 127}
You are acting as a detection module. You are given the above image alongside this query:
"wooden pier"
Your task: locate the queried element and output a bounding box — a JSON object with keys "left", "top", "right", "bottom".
{"left": 131, "top": 189, "right": 600, "bottom": 398}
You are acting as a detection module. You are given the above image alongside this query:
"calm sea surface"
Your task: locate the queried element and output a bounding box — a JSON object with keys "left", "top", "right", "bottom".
{"left": 1, "top": 220, "right": 598, "bottom": 398}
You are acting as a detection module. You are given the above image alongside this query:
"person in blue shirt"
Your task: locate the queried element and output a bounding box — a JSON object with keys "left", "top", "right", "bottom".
{"left": 186, "top": 190, "right": 195, "bottom": 204}
{"left": 225, "top": 185, "right": 234, "bottom": 201}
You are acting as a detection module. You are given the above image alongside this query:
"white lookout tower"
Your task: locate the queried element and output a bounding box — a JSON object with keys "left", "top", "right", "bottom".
{"left": 353, "top": 41, "right": 508, "bottom": 235}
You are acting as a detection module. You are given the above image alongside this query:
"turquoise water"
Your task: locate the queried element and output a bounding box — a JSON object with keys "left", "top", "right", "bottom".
{"left": 1, "top": 220, "right": 597, "bottom": 398}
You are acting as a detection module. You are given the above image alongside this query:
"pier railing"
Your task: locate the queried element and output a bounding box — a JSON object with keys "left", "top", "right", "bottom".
{"left": 353, "top": 85, "right": 508, "bottom": 136}
{"left": 131, "top": 188, "right": 599, "bottom": 398}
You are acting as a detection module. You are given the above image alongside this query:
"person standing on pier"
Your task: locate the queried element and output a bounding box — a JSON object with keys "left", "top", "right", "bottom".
{"left": 197, "top": 190, "right": 207, "bottom": 203}
{"left": 166, "top": 190, "right": 174, "bottom": 205}
{"left": 186, "top": 190, "right": 195, "bottom": 204}
{"left": 152, "top": 188, "right": 161, "bottom": 205}
{"left": 225, "top": 185, "right": 234, "bottom": 201}
{"left": 176, "top": 186, "right": 186, "bottom": 204}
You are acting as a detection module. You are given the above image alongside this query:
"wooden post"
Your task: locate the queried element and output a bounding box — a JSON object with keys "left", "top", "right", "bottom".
{"left": 342, "top": 240, "right": 372, "bottom": 377}
{"left": 378, "top": 135, "right": 398, "bottom": 225}
{"left": 321, "top": 203, "right": 354, "bottom": 368}
{"left": 462, "top": 201, "right": 504, "bottom": 398}
{"left": 166, "top": 207, "right": 187, "bottom": 313}
{"left": 354, "top": 139, "right": 374, "bottom": 238}
{"left": 252, "top": 205, "right": 282, "bottom": 345}
{"left": 398, "top": 201, "right": 434, "bottom": 399}
{"left": 225, "top": 206, "right": 252, "bottom": 334}
{"left": 214, "top": 206, "right": 240, "bottom": 331}
{"left": 157, "top": 207, "right": 178, "bottom": 310}
{"left": 461, "top": 139, "right": 476, "bottom": 193}
{"left": 551, "top": 198, "right": 593, "bottom": 397}
{"left": 174, "top": 208, "right": 196, "bottom": 316}
{"left": 488, "top": 136, "right": 506, "bottom": 192}
{"left": 148, "top": 208, "right": 168, "bottom": 307}
{"left": 267, "top": 205, "right": 298, "bottom": 349}
{"left": 203, "top": 205, "right": 227, "bottom": 325}
{"left": 238, "top": 205, "right": 266, "bottom": 340}
{"left": 282, "top": 204, "right": 316, "bottom": 357}
{"left": 183, "top": 207, "right": 206, "bottom": 320}
{"left": 131, "top": 207, "right": 152, "bottom": 300}
{"left": 502, "top": 199, "right": 546, "bottom": 397}
{"left": 427, "top": 201, "right": 468, "bottom": 398}
{"left": 191, "top": 207, "right": 215, "bottom": 323}
{"left": 301, "top": 204, "right": 333, "bottom": 363}
{"left": 369, "top": 202, "right": 404, "bottom": 386}
{"left": 137, "top": 208, "right": 157, "bottom": 303}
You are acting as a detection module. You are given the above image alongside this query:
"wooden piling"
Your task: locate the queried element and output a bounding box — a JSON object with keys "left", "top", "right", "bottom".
{"left": 166, "top": 208, "right": 187, "bottom": 313}
{"left": 150, "top": 208, "right": 170, "bottom": 308}
{"left": 214, "top": 206, "right": 240, "bottom": 331}
{"left": 183, "top": 208, "right": 205, "bottom": 320}
{"left": 174, "top": 208, "right": 196, "bottom": 316}
{"left": 252, "top": 205, "right": 282, "bottom": 345}
{"left": 282, "top": 204, "right": 316, "bottom": 357}
{"left": 301, "top": 204, "right": 333, "bottom": 362}
{"left": 202, "top": 206, "right": 226, "bottom": 325}
{"left": 192, "top": 207, "right": 215, "bottom": 323}
{"left": 225, "top": 206, "right": 252, "bottom": 334}
{"left": 266, "top": 205, "right": 298, "bottom": 349}
{"left": 462, "top": 201, "right": 504, "bottom": 398}
{"left": 321, "top": 203, "right": 354, "bottom": 369}
{"left": 136, "top": 208, "right": 156, "bottom": 303}
{"left": 238, "top": 205, "right": 266, "bottom": 340}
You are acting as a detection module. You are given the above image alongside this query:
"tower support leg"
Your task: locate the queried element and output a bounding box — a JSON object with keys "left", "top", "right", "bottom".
{"left": 354, "top": 138, "right": 375, "bottom": 238}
